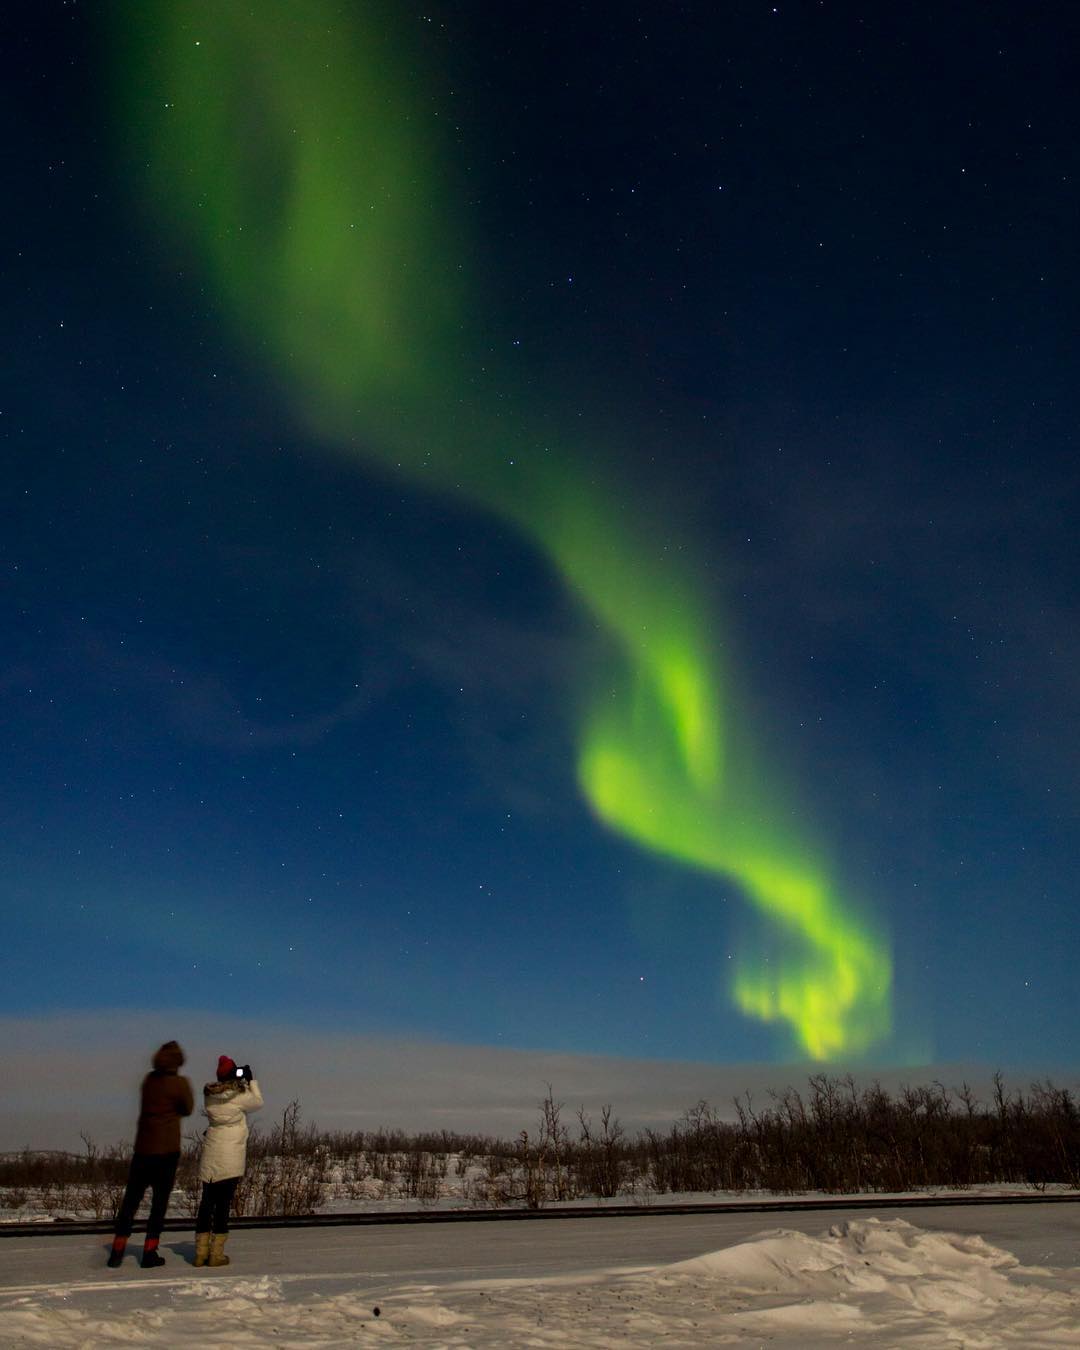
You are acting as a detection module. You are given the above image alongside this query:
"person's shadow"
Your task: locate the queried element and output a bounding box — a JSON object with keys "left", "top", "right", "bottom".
{"left": 98, "top": 1239, "right": 199, "bottom": 1268}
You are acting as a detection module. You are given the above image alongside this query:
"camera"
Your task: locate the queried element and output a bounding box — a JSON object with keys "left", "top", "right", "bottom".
{"left": 234, "top": 1064, "right": 253, "bottom": 1082}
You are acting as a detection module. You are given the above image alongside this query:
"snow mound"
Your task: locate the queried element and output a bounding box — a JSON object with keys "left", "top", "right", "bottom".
{"left": 179, "top": 1273, "right": 284, "bottom": 1303}
{"left": 670, "top": 1216, "right": 1017, "bottom": 1296}
{"left": 657, "top": 1217, "right": 1079, "bottom": 1344}
{"left": 2, "top": 1218, "right": 1079, "bottom": 1346}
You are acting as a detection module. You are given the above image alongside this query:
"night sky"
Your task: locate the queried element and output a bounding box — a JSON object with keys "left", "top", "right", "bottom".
{"left": 4, "top": 1, "right": 1078, "bottom": 1079}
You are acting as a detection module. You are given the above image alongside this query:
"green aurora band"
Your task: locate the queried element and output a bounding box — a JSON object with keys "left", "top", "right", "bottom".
{"left": 114, "top": 1, "right": 891, "bottom": 1059}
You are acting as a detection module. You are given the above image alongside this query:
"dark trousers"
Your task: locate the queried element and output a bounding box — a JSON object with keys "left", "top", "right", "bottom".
{"left": 195, "top": 1176, "right": 240, "bottom": 1234}
{"left": 113, "top": 1152, "right": 180, "bottom": 1239}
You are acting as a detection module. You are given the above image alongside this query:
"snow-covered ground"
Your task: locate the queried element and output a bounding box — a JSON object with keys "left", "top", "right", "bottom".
{"left": 2, "top": 1205, "right": 1079, "bottom": 1345}
{"left": 4, "top": 1172, "right": 1078, "bottom": 1225}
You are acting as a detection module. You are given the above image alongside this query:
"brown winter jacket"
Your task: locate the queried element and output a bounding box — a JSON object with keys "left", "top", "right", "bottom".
{"left": 132, "top": 1042, "right": 195, "bottom": 1155}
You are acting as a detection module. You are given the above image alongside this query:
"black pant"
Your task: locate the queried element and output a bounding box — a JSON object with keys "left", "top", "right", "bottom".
{"left": 195, "top": 1177, "right": 240, "bottom": 1233}
{"left": 113, "top": 1152, "right": 180, "bottom": 1239}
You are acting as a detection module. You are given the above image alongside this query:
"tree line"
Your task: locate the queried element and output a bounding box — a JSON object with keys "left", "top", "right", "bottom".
{"left": 2, "top": 1074, "right": 1077, "bottom": 1218}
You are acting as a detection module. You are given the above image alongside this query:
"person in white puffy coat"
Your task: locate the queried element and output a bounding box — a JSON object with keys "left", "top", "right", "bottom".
{"left": 193, "top": 1055, "right": 263, "bottom": 1268}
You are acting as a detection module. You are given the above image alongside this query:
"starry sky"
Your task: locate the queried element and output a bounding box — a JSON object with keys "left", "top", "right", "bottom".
{"left": 3, "top": 1, "right": 1078, "bottom": 1081}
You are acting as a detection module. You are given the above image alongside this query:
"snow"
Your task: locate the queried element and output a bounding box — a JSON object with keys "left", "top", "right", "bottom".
{"left": 2, "top": 1209, "right": 1080, "bottom": 1346}
{"left": 5, "top": 1174, "right": 1078, "bottom": 1226}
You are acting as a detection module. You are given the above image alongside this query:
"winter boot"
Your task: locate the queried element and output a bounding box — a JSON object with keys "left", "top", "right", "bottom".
{"left": 208, "top": 1233, "right": 230, "bottom": 1267}
{"left": 106, "top": 1237, "right": 127, "bottom": 1268}
{"left": 193, "top": 1232, "right": 211, "bottom": 1267}
{"left": 141, "top": 1237, "right": 166, "bottom": 1268}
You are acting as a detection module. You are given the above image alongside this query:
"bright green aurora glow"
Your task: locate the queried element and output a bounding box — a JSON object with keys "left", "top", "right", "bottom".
{"left": 114, "top": 1, "right": 891, "bottom": 1059}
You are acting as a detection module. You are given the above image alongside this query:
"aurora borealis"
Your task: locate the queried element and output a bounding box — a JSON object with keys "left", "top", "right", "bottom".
{"left": 4, "top": 0, "right": 1079, "bottom": 1095}
{"left": 113, "top": 1, "right": 890, "bottom": 1059}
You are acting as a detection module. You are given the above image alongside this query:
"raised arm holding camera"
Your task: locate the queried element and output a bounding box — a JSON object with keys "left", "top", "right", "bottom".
{"left": 194, "top": 1054, "right": 264, "bottom": 1268}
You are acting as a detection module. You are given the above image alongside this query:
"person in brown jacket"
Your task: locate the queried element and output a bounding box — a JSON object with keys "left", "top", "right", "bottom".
{"left": 107, "top": 1041, "right": 194, "bottom": 1268}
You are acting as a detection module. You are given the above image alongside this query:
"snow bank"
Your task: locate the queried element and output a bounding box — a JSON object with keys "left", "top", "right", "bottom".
{"left": 659, "top": 1217, "right": 1080, "bottom": 1343}
{"left": 3, "top": 1218, "right": 1079, "bottom": 1346}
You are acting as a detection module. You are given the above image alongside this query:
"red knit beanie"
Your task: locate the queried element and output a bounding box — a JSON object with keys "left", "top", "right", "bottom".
{"left": 217, "top": 1055, "right": 237, "bottom": 1082}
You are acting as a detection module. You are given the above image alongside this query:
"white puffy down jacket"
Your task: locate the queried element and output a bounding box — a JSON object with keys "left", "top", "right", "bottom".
{"left": 198, "top": 1078, "right": 264, "bottom": 1182}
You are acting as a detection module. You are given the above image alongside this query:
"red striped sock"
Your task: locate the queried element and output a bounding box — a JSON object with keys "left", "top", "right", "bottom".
{"left": 111, "top": 1237, "right": 127, "bottom": 1255}
{"left": 143, "top": 1238, "right": 159, "bottom": 1254}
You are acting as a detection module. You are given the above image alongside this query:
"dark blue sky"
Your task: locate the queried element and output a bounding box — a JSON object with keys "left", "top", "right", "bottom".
{"left": 3, "top": 1, "right": 1078, "bottom": 1072}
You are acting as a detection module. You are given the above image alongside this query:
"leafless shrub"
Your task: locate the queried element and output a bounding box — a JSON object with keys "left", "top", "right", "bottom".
{"left": 576, "top": 1104, "right": 626, "bottom": 1198}
{"left": 13, "top": 1073, "right": 1080, "bottom": 1219}
{"left": 232, "top": 1100, "right": 327, "bottom": 1218}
